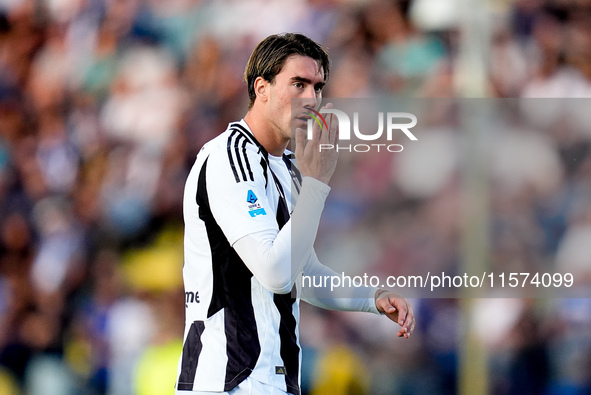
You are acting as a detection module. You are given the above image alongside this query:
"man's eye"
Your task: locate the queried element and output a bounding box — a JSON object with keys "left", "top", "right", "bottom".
{"left": 294, "top": 82, "right": 304, "bottom": 89}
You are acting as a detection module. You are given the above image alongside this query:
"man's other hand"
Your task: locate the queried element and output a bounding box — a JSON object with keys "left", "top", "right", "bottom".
{"left": 375, "top": 289, "right": 415, "bottom": 339}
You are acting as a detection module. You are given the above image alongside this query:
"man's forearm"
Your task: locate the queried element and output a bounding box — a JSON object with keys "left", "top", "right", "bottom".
{"left": 232, "top": 176, "right": 331, "bottom": 294}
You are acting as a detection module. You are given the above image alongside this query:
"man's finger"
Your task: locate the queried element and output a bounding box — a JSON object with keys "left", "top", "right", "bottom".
{"left": 393, "top": 299, "right": 407, "bottom": 327}
{"left": 323, "top": 113, "right": 334, "bottom": 144}
{"left": 320, "top": 103, "right": 333, "bottom": 144}
{"left": 401, "top": 306, "right": 415, "bottom": 338}
{"left": 295, "top": 128, "right": 305, "bottom": 158}
{"left": 325, "top": 106, "right": 338, "bottom": 145}
{"left": 331, "top": 115, "right": 339, "bottom": 145}
{"left": 311, "top": 113, "right": 322, "bottom": 143}
{"left": 384, "top": 302, "right": 396, "bottom": 315}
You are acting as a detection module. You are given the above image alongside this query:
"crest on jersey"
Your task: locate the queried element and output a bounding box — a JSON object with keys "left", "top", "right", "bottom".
{"left": 247, "top": 190, "right": 258, "bottom": 204}
{"left": 246, "top": 190, "right": 266, "bottom": 217}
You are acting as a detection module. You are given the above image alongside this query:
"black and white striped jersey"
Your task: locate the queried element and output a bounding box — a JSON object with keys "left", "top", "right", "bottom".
{"left": 176, "top": 120, "right": 302, "bottom": 394}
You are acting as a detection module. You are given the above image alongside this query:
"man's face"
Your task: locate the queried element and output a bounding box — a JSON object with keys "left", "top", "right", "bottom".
{"left": 265, "top": 55, "right": 325, "bottom": 141}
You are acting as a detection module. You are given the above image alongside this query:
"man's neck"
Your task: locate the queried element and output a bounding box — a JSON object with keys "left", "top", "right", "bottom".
{"left": 243, "top": 111, "right": 289, "bottom": 157}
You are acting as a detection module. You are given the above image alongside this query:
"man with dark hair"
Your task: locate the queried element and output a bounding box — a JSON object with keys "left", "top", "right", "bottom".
{"left": 244, "top": 33, "right": 330, "bottom": 109}
{"left": 176, "top": 33, "right": 414, "bottom": 395}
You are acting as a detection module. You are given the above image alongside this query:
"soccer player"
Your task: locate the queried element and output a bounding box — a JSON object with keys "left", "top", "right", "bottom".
{"left": 176, "top": 33, "right": 415, "bottom": 395}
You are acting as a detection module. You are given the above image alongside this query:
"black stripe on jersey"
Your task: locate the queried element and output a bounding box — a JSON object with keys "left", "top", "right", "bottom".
{"left": 196, "top": 157, "right": 261, "bottom": 391}
{"left": 270, "top": 169, "right": 288, "bottom": 223}
{"left": 233, "top": 133, "right": 248, "bottom": 182}
{"left": 271, "top": 172, "right": 300, "bottom": 395}
{"left": 231, "top": 122, "right": 256, "bottom": 145}
{"left": 177, "top": 320, "right": 205, "bottom": 390}
{"left": 274, "top": 292, "right": 300, "bottom": 395}
{"left": 260, "top": 158, "right": 268, "bottom": 189}
{"left": 233, "top": 122, "right": 301, "bottom": 198}
{"left": 226, "top": 132, "right": 240, "bottom": 182}
{"left": 242, "top": 138, "right": 254, "bottom": 181}
{"left": 232, "top": 124, "right": 273, "bottom": 188}
{"left": 282, "top": 154, "right": 302, "bottom": 195}
{"left": 228, "top": 129, "right": 254, "bottom": 183}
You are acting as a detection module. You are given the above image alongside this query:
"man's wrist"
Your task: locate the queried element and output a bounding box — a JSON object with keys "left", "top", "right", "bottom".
{"left": 301, "top": 176, "right": 331, "bottom": 193}
{"left": 374, "top": 288, "right": 390, "bottom": 301}
{"left": 373, "top": 288, "right": 390, "bottom": 314}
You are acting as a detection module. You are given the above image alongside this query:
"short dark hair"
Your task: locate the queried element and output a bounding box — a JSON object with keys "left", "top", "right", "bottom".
{"left": 244, "top": 33, "right": 330, "bottom": 109}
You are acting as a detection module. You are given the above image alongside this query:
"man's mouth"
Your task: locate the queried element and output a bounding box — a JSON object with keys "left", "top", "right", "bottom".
{"left": 295, "top": 107, "right": 316, "bottom": 122}
{"left": 294, "top": 112, "right": 311, "bottom": 123}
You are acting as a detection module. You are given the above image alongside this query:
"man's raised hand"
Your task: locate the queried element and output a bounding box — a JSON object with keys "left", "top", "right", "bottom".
{"left": 295, "top": 103, "right": 339, "bottom": 185}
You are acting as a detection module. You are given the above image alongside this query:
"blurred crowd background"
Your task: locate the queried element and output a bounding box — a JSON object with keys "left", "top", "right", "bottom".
{"left": 1, "top": 0, "right": 591, "bottom": 394}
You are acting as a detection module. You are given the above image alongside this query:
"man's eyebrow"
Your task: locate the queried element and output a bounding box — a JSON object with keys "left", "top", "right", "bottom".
{"left": 291, "top": 76, "right": 326, "bottom": 88}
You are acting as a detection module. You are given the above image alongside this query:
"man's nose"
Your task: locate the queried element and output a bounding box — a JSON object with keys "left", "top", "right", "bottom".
{"left": 301, "top": 87, "right": 321, "bottom": 108}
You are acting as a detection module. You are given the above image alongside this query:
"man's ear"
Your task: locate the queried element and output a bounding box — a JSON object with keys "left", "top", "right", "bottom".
{"left": 254, "top": 76, "right": 268, "bottom": 103}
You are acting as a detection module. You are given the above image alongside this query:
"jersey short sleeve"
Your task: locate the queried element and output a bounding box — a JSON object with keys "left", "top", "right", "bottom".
{"left": 205, "top": 134, "right": 279, "bottom": 246}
